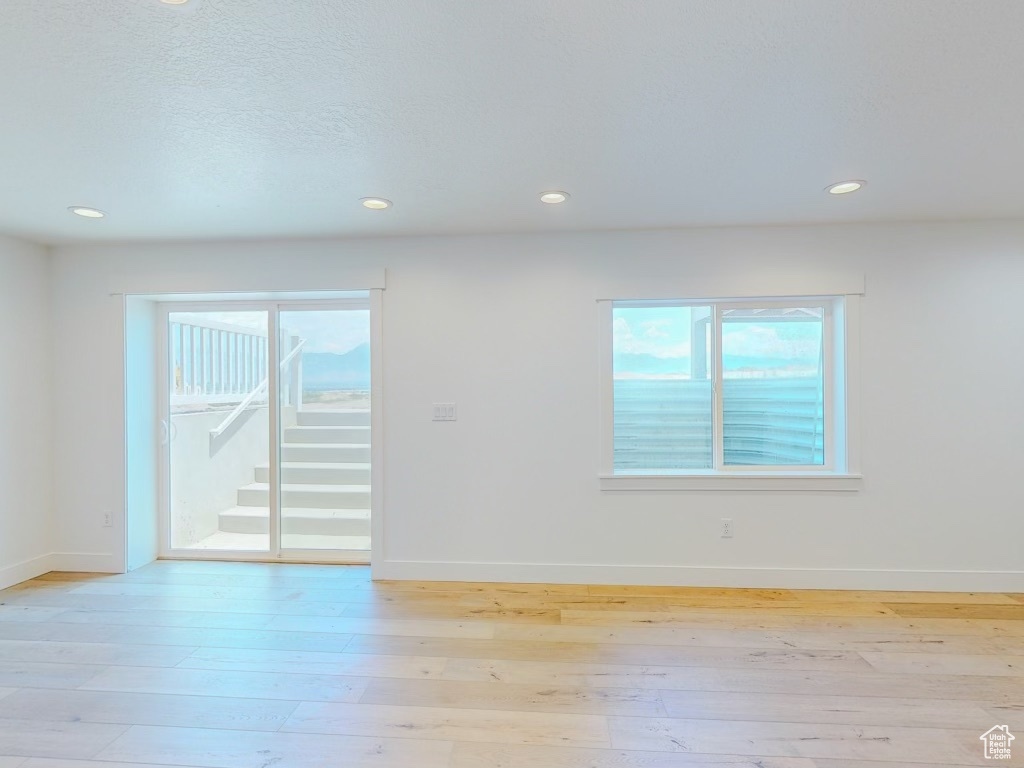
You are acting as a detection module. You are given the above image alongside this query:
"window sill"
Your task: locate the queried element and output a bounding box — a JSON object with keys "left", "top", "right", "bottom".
{"left": 599, "top": 473, "right": 863, "bottom": 492}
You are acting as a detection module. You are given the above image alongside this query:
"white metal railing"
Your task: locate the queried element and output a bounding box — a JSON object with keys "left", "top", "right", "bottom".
{"left": 209, "top": 337, "right": 305, "bottom": 444}
{"left": 168, "top": 316, "right": 305, "bottom": 448}
{"left": 171, "top": 318, "right": 269, "bottom": 401}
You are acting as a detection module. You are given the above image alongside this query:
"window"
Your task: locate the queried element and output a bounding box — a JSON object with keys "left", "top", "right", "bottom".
{"left": 602, "top": 296, "right": 859, "bottom": 490}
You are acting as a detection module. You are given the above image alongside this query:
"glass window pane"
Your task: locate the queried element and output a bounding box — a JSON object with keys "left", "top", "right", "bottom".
{"left": 721, "top": 307, "right": 825, "bottom": 466}
{"left": 278, "top": 308, "right": 371, "bottom": 552}
{"left": 613, "top": 305, "right": 713, "bottom": 473}
{"left": 167, "top": 310, "right": 270, "bottom": 551}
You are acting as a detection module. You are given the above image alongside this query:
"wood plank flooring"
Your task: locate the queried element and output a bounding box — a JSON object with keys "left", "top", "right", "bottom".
{"left": 0, "top": 562, "right": 1020, "bottom": 767}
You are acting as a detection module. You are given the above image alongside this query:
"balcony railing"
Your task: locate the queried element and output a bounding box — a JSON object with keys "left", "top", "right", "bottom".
{"left": 171, "top": 318, "right": 269, "bottom": 405}
{"left": 169, "top": 317, "right": 304, "bottom": 415}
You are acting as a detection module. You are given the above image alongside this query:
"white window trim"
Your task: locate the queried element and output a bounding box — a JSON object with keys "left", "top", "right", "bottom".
{"left": 598, "top": 294, "right": 863, "bottom": 492}
{"left": 598, "top": 473, "right": 863, "bottom": 492}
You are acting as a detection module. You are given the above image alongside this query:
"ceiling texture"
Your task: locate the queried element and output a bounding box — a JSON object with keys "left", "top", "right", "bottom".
{"left": 2, "top": 0, "right": 1024, "bottom": 243}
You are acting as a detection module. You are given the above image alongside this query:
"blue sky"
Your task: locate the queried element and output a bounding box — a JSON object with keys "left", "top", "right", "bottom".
{"left": 613, "top": 306, "right": 822, "bottom": 372}
{"left": 613, "top": 307, "right": 695, "bottom": 359}
{"left": 281, "top": 310, "right": 369, "bottom": 354}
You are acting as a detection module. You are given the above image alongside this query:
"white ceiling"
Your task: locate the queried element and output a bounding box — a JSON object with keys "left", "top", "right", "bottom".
{"left": 2, "top": 1, "right": 1024, "bottom": 243}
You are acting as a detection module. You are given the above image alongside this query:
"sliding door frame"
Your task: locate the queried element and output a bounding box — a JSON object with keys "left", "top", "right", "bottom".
{"left": 156, "top": 296, "right": 380, "bottom": 565}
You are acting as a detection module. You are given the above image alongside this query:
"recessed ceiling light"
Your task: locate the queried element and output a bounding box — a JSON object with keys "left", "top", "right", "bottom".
{"left": 540, "top": 191, "right": 570, "bottom": 204}
{"left": 68, "top": 206, "right": 106, "bottom": 219}
{"left": 826, "top": 180, "right": 865, "bottom": 195}
{"left": 159, "top": 0, "right": 190, "bottom": 5}
{"left": 360, "top": 198, "right": 391, "bottom": 210}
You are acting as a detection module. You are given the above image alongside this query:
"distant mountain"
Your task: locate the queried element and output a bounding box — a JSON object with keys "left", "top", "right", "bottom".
{"left": 614, "top": 352, "right": 816, "bottom": 376}
{"left": 301, "top": 344, "right": 371, "bottom": 390}
{"left": 725, "top": 355, "right": 815, "bottom": 372}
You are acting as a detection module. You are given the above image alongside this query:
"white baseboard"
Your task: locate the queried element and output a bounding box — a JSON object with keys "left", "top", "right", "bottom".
{"left": 374, "top": 560, "right": 1024, "bottom": 592}
{"left": 0, "top": 552, "right": 121, "bottom": 589}
{"left": 0, "top": 554, "right": 54, "bottom": 590}
{"left": 48, "top": 552, "right": 122, "bottom": 574}
{"left": 12, "top": 552, "right": 1018, "bottom": 592}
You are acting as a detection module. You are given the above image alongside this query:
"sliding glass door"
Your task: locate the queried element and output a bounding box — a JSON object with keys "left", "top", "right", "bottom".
{"left": 160, "top": 298, "right": 372, "bottom": 561}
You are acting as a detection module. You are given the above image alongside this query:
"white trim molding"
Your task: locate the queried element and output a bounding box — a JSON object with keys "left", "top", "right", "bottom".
{"left": 0, "top": 552, "right": 122, "bottom": 590}
{"left": 594, "top": 271, "right": 865, "bottom": 302}
{"left": 368, "top": 288, "right": 386, "bottom": 578}
{"left": 600, "top": 473, "right": 863, "bottom": 492}
{"left": 48, "top": 552, "right": 122, "bottom": 574}
{"left": 374, "top": 560, "right": 1024, "bottom": 592}
{"left": 0, "top": 554, "right": 54, "bottom": 590}
{"left": 109, "top": 268, "right": 387, "bottom": 296}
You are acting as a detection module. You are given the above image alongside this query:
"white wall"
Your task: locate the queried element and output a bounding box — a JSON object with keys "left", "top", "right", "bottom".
{"left": 124, "top": 296, "right": 158, "bottom": 570}
{"left": 0, "top": 235, "right": 53, "bottom": 589}
{"left": 49, "top": 221, "right": 1024, "bottom": 589}
{"left": 169, "top": 406, "right": 269, "bottom": 548}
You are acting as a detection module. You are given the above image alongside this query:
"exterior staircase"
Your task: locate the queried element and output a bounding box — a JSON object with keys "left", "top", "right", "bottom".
{"left": 217, "top": 409, "right": 371, "bottom": 548}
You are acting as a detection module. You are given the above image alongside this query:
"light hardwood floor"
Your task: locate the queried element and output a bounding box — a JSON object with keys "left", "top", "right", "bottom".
{"left": 0, "top": 562, "right": 1021, "bottom": 767}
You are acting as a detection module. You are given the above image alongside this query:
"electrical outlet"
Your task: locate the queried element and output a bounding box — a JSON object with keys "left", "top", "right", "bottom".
{"left": 432, "top": 403, "right": 457, "bottom": 421}
{"left": 720, "top": 518, "right": 733, "bottom": 538}
{"left": 102, "top": 511, "right": 113, "bottom": 528}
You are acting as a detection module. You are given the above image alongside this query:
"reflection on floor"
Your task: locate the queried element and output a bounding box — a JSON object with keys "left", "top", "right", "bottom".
{"left": 1, "top": 560, "right": 1020, "bottom": 765}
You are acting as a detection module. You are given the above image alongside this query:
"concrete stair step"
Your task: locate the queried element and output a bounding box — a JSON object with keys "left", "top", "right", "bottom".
{"left": 284, "top": 426, "right": 370, "bottom": 445}
{"left": 218, "top": 507, "right": 371, "bottom": 536}
{"left": 237, "top": 482, "right": 371, "bottom": 509}
{"left": 297, "top": 409, "right": 370, "bottom": 427}
{"left": 281, "top": 443, "right": 370, "bottom": 463}
{"left": 254, "top": 462, "right": 370, "bottom": 485}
